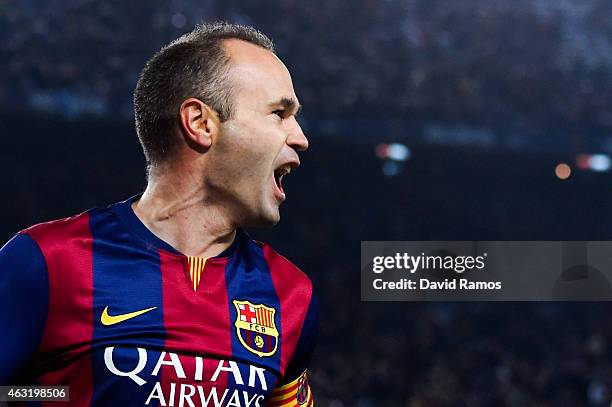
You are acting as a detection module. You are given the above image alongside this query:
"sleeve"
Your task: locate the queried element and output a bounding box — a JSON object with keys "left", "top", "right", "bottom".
{"left": 267, "top": 292, "right": 318, "bottom": 407}
{"left": 0, "top": 233, "right": 49, "bottom": 385}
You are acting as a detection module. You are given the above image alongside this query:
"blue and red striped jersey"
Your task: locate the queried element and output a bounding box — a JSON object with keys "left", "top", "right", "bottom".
{"left": 0, "top": 196, "right": 317, "bottom": 406}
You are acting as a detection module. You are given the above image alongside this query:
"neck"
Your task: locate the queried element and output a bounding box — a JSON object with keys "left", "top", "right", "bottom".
{"left": 132, "top": 168, "right": 236, "bottom": 258}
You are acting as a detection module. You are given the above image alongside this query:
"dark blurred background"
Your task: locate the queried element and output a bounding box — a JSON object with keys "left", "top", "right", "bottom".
{"left": 3, "top": 1, "right": 612, "bottom": 406}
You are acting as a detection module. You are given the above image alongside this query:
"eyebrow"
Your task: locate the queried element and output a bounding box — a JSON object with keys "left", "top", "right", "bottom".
{"left": 270, "top": 97, "right": 302, "bottom": 116}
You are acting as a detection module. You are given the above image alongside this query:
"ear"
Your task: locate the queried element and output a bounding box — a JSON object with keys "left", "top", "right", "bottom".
{"left": 179, "top": 98, "right": 220, "bottom": 150}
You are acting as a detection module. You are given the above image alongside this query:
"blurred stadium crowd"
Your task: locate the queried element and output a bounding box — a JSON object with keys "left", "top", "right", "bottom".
{"left": 3, "top": 0, "right": 612, "bottom": 136}
{"left": 4, "top": 0, "right": 612, "bottom": 406}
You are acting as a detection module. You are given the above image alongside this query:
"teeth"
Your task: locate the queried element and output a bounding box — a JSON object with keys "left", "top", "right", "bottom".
{"left": 276, "top": 164, "right": 292, "bottom": 177}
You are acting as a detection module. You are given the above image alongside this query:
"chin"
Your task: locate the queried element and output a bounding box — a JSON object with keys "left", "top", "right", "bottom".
{"left": 242, "top": 207, "right": 281, "bottom": 229}
{"left": 258, "top": 212, "right": 281, "bottom": 228}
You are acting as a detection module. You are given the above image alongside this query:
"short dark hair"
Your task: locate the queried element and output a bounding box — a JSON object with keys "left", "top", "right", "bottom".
{"left": 133, "top": 22, "right": 275, "bottom": 166}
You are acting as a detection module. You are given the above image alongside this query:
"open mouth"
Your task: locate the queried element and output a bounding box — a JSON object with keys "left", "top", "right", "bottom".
{"left": 273, "top": 164, "right": 292, "bottom": 196}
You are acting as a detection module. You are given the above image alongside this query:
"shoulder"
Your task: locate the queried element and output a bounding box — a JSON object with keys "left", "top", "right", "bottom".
{"left": 256, "top": 240, "right": 313, "bottom": 301}
{"left": 19, "top": 211, "right": 93, "bottom": 255}
{"left": 16, "top": 200, "right": 120, "bottom": 262}
{"left": 21, "top": 211, "right": 91, "bottom": 239}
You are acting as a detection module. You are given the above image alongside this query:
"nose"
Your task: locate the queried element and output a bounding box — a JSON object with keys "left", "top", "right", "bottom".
{"left": 287, "top": 118, "right": 309, "bottom": 152}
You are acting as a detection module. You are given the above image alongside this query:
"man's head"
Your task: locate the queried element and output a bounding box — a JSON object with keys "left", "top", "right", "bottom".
{"left": 134, "top": 22, "right": 308, "bottom": 227}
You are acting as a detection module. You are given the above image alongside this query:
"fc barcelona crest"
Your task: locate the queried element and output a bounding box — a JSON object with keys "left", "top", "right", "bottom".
{"left": 232, "top": 300, "right": 279, "bottom": 358}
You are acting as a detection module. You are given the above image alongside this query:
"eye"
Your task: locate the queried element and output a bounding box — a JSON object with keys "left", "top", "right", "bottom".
{"left": 272, "top": 109, "right": 285, "bottom": 119}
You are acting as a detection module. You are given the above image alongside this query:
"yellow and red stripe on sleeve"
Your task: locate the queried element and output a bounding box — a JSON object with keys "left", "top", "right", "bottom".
{"left": 267, "top": 369, "right": 313, "bottom": 407}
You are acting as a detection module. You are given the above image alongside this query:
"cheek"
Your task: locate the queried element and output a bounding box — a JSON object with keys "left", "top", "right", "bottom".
{"left": 213, "top": 124, "right": 275, "bottom": 188}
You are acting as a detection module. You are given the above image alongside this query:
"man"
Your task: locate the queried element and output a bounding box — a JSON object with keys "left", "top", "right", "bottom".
{"left": 0, "top": 22, "right": 317, "bottom": 407}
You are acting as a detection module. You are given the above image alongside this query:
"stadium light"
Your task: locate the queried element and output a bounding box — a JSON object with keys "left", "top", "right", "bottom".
{"left": 589, "top": 154, "right": 611, "bottom": 172}
{"left": 375, "top": 143, "right": 411, "bottom": 161}
{"left": 555, "top": 163, "right": 571, "bottom": 180}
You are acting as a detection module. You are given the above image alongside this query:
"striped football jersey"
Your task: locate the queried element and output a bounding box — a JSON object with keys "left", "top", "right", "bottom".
{"left": 0, "top": 196, "right": 317, "bottom": 406}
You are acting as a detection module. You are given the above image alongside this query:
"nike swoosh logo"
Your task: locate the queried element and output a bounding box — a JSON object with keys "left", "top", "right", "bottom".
{"left": 101, "top": 306, "right": 157, "bottom": 326}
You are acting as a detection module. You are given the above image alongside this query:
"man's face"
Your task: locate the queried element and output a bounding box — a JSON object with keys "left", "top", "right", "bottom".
{"left": 204, "top": 39, "right": 308, "bottom": 228}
